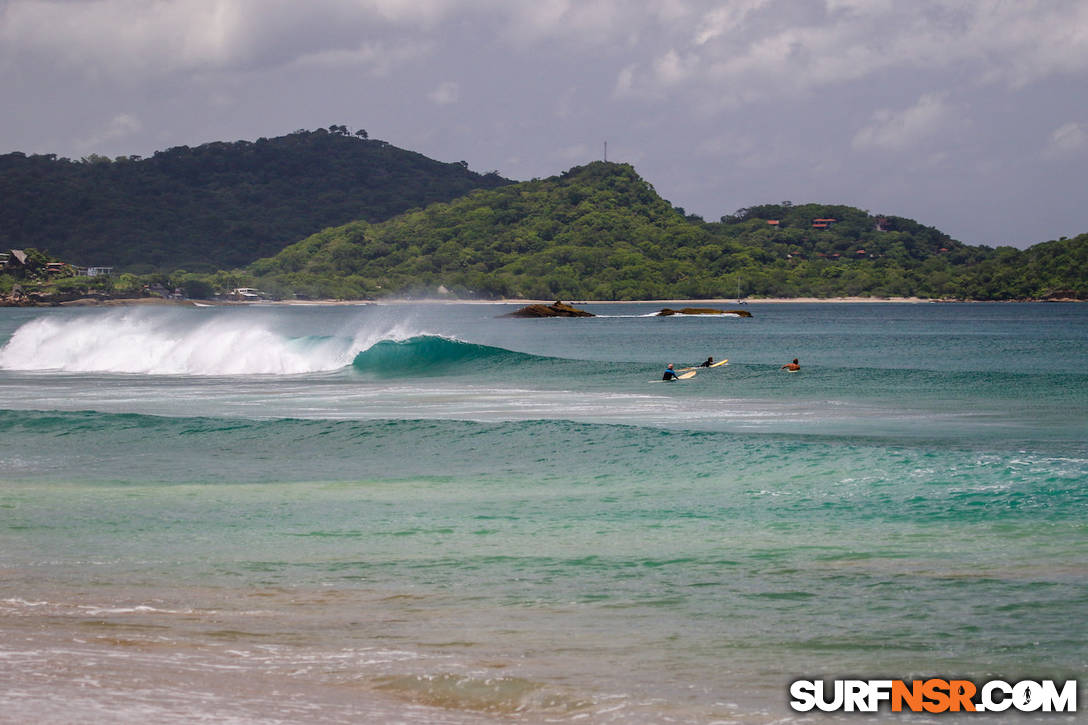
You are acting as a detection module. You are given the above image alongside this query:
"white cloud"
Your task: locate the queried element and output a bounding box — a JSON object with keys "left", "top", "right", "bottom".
{"left": 6, "top": 0, "right": 1082, "bottom": 103}
{"left": 612, "top": 0, "right": 1088, "bottom": 104}
{"left": 1044, "top": 122, "right": 1088, "bottom": 158}
{"left": 496, "top": 0, "right": 633, "bottom": 46}
{"left": 354, "top": 0, "right": 461, "bottom": 25}
{"left": 77, "top": 113, "right": 143, "bottom": 151}
{"left": 0, "top": 0, "right": 677, "bottom": 81}
{"left": 852, "top": 92, "right": 956, "bottom": 152}
{"left": 0, "top": 0, "right": 449, "bottom": 78}
{"left": 654, "top": 49, "right": 696, "bottom": 86}
{"left": 967, "top": 1, "right": 1088, "bottom": 88}
{"left": 428, "top": 81, "right": 460, "bottom": 105}
{"left": 693, "top": 1, "right": 768, "bottom": 46}
{"left": 3, "top": 0, "right": 1087, "bottom": 94}
{"left": 1, "top": 0, "right": 258, "bottom": 73}
{"left": 613, "top": 64, "right": 637, "bottom": 97}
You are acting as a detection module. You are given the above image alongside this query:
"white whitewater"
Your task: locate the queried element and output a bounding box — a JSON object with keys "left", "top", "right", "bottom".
{"left": 0, "top": 308, "right": 427, "bottom": 376}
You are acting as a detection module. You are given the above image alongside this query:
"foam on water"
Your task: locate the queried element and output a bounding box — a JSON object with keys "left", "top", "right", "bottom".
{"left": 0, "top": 308, "right": 434, "bottom": 376}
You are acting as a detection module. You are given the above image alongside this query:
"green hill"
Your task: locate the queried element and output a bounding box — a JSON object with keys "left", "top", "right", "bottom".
{"left": 250, "top": 162, "right": 1082, "bottom": 301}
{"left": 3, "top": 140, "right": 1083, "bottom": 302}
{"left": 250, "top": 162, "right": 717, "bottom": 299}
{"left": 959, "top": 233, "right": 1087, "bottom": 300}
{"left": 0, "top": 127, "right": 511, "bottom": 271}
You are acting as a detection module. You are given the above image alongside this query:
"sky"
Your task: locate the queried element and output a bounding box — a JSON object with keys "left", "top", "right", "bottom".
{"left": 2, "top": 0, "right": 1087, "bottom": 249}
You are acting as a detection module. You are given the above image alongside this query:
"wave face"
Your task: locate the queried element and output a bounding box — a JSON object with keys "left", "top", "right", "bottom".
{"left": 350, "top": 335, "right": 539, "bottom": 376}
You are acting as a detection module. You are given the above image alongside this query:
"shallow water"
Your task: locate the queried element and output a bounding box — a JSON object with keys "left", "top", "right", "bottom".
{"left": 1, "top": 302, "right": 1085, "bottom": 723}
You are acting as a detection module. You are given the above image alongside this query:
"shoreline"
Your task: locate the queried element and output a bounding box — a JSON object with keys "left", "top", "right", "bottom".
{"left": 249, "top": 295, "right": 1078, "bottom": 305}
{"left": 2, "top": 295, "right": 1082, "bottom": 308}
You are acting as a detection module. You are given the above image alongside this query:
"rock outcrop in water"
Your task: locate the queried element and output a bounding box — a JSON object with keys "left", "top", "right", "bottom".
{"left": 657, "top": 307, "right": 752, "bottom": 317}
{"left": 501, "top": 301, "right": 595, "bottom": 318}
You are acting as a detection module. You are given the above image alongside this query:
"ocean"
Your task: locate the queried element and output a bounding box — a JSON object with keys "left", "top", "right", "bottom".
{"left": 0, "top": 301, "right": 1085, "bottom": 723}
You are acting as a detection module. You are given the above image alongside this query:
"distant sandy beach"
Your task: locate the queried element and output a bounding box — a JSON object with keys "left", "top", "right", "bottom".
{"left": 47, "top": 296, "right": 924, "bottom": 307}
{"left": 359, "top": 296, "right": 935, "bottom": 305}
{"left": 39, "top": 294, "right": 1070, "bottom": 308}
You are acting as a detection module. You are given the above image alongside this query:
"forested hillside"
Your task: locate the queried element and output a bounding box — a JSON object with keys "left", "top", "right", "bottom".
{"left": 250, "top": 162, "right": 715, "bottom": 299}
{"left": 248, "top": 161, "right": 1086, "bottom": 300}
{"left": 0, "top": 127, "right": 510, "bottom": 271}
{"left": 2, "top": 137, "right": 1083, "bottom": 302}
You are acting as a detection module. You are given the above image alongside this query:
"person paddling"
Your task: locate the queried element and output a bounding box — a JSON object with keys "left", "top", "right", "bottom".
{"left": 781, "top": 358, "right": 800, "bottom": 372}
{"left": 699, "top": 356, "right": 715, "bottom": 367}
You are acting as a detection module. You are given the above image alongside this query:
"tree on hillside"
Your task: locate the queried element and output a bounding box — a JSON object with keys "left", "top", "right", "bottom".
{"left": 0, "top": 129, "right": 512, "bottom": 270}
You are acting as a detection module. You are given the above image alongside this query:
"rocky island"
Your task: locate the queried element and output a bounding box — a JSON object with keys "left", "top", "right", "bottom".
{"left": 501, "top": 301, "right": 596, "bottom": 318}
{"left": 656, "top": 307, "right": 752, "bottom": 317}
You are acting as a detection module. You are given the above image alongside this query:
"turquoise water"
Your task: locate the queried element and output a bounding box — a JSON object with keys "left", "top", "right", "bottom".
{"left": 0, "top": 302, "right": 1085, "bottom": 723}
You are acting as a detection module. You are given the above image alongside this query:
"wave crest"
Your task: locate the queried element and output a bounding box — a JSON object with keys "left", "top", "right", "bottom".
{"left": 0, "top": 310, "right": 361, "bottom": 375}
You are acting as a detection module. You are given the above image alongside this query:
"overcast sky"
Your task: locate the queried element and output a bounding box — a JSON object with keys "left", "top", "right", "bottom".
{"left": 3, "top": 0, "right": 1087, "bottom": 248}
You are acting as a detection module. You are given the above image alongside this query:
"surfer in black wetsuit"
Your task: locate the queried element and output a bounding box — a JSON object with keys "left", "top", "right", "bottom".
{"left": 700, "top": 356, "right": 714, "bottom": 367}
{"left": 663, "top": 364, "right": 679, "bottom": 381}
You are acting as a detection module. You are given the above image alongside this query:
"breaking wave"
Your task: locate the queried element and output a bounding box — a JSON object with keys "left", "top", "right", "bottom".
{"left": 0, "top": 309, "right": 548, "bottom": 377}
{"left": 0, "top": 309, "right": 416, "bottom": 376}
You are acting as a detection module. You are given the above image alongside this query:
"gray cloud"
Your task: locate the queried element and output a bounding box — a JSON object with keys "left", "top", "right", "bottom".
{"left": 2, "top": 0, "right": 1086, "bottom": 247}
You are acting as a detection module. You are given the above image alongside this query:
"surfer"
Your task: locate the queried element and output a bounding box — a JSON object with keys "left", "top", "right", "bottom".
{"left": 663, "top": 364, "right": 680, "bottom": 381}
{"left": 699, "top": 356, "right": 715, "bottom": 367}
{"left": 781, "top": 358, "right": 800, "bottom": 372}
